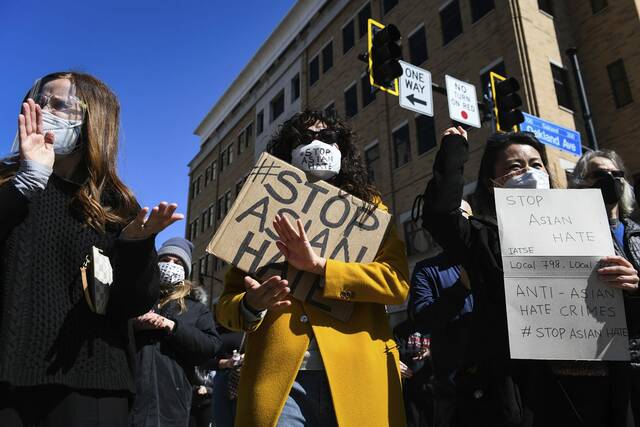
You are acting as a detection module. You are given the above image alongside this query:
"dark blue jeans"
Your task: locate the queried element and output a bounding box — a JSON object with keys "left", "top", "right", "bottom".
{"left": 276, "top": 371, "right": 338, "bottom": 427}
{"left": 212, "top": 370, "right": 236, "bottom": 427}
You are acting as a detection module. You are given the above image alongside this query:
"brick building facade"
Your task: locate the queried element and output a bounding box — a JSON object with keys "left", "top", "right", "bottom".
{"left": 186, "top": 0, "right": 640, "bottom": 305}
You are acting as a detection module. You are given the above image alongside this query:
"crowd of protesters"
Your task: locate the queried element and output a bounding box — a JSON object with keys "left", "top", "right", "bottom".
{"left": 0, "top": 71, "right": 638, "bottom": 427}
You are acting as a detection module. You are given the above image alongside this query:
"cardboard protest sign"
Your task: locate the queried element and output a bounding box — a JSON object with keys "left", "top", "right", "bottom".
{"left": 207, "top": 153, "right": 392, "bottom": 321}
{"left": 495, "top": 188, "right": 629, "bottom": 360}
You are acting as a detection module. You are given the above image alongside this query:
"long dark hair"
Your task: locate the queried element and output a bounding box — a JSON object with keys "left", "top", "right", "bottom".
{"left": 471, "top": 131, "right": 551, "bottom": 217}
{"left": 268, "top": 110, "right": 380, "bottom": 205}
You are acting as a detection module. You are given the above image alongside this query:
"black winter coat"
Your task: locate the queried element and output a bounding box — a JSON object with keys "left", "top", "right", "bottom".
{"left": 130, "top": 297, "right": 222, "bottom": 427}
{"left": 422, "top": 134, "right": 636, "bottom": 427}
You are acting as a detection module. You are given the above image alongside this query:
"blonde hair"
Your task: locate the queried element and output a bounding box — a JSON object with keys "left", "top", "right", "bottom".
{"left": 159, "top": 280, "right": 195, "bottom": 314}
{"left": 0, "top": 71, "right": 139, "bottom": 232}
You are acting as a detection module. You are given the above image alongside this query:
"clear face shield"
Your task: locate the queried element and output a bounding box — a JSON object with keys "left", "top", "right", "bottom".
{"left": 9, "top": 77, "right": 87, "bottom": 157}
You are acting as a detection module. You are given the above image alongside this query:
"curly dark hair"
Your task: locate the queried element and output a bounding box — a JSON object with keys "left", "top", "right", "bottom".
{"left": 267, "top": 110, "right": 380, "bottom": 205}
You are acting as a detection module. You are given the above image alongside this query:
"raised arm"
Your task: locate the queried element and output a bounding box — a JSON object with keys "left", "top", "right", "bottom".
{"left": 422, "top": 130, "right": 474, "bottom": 260}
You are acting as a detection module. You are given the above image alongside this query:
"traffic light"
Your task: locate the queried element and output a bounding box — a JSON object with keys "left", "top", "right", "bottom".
{"left": 490, "top": 72, "right": 524, "bottom": 132}
{"left": 368, "top": 19, "right": 402, "bottom": 95}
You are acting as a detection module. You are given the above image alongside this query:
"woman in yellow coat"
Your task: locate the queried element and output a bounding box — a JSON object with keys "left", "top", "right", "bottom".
{"left": 216, "top": 110, "right": 410, "bottom": 427}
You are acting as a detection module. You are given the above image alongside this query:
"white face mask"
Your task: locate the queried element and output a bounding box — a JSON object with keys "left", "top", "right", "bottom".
{"left": 11, "top": 110, "right": 83, "bottom": 156}
{"left": 291, "top": 139, "right": 341, "bottom": 180}
{"left": 158, "top": 262, "right": 186, "bottom": 286}
{"left": 497, "top": 167, "right": 550, "bottom": 189}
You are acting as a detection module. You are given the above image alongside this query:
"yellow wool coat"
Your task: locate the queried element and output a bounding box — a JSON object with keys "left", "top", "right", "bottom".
{"left": 216, "top": 209, "right": 410, "bottom": 427}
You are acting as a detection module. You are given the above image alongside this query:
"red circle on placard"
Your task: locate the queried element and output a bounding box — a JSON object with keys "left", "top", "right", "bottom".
{"left": 461, "top": 111, "right": 468, "bottom": 119}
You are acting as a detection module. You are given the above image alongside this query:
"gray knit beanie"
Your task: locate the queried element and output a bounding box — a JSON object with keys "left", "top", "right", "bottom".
{"left": 157, "top": 237, "right": 194, "bottom": 276}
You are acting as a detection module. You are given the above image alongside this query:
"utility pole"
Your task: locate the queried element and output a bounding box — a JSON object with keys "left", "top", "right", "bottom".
{"left": 566, "top": 47, "right": 598, "bottom": 150}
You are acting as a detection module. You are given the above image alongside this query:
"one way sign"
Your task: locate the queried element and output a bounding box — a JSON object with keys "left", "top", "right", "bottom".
{"left": 399, "top": 60, "right": 433, "bottom": 116}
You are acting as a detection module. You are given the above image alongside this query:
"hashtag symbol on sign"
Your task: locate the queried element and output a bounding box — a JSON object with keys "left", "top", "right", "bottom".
{"left": 249, "top": 159, "right": 281, "bottom": 184}
{"left": 521, "top": 326, "right": 531, "bottom": 338}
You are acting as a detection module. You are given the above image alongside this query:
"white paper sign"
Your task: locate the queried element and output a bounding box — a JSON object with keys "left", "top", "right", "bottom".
{"left": 495, "top": 188, "right": 629, "bottom": 360}
{"left": 399, "top": 60, "right": 433, "bottom": 116}
{"left": 445, "top": 75, "right": 480, "bottom": 128}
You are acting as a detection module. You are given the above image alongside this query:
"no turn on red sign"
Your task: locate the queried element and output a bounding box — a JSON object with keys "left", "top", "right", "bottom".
{"left": 445, "top": 75, "right": 481, "bottom": 128}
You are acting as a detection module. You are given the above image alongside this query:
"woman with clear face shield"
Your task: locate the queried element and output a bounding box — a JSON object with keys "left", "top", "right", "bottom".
{"left": 421, "top": 128, "right": 637, "bottom": 426}
{"left": 0, "top": 72, "right": 182, "bottom": 426}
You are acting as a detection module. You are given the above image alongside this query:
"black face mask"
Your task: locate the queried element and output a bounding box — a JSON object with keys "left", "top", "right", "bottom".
{"left": 592, "top": 174, "right": 624, "bottom": 205}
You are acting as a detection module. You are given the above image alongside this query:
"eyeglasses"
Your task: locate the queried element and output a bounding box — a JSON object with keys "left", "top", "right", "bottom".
{"left": 587, "top": 169, "right": 625, "bottom": 180}
{"left": 33, "top": 93, "right": 85, "bottom": 121}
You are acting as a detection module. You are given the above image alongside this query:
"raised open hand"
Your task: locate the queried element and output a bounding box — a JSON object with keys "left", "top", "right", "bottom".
{"left": 18, "top": 99, "right": 55, "bottom": 168}
{"left": 442, "top": 126, "right": 467, "bottom": 141}
{"left": 272, "top": 214, "right": 326, "bottom": 275}
{"left": 121, "top": 202, "right": 184, "bottom": 240}
{"left": 243, "top": 275, "right": 291, "bottom": 312}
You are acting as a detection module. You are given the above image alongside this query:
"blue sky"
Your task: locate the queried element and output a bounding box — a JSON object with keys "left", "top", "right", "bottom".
{"left": 0, "top": 0, "right": 295, "bottom": 244}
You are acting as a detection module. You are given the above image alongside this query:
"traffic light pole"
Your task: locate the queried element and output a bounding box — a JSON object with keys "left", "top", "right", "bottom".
{"left": 359, "top": 52, "right": 494, "bottom": 129}
{"left": 566, "top": 47, "right": 599, "bottom": 151}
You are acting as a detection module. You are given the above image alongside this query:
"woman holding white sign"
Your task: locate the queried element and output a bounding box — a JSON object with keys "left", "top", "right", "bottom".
{"left": 421, "top": 129, "right": 637, "bottom": 426}
{"left": 216, "top": 110, "right": 410, "bottom": 427}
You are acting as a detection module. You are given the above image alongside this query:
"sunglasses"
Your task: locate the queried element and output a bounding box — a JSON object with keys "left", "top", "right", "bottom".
{"left": 587, "top": 169, "right": 625, "bottom": 180}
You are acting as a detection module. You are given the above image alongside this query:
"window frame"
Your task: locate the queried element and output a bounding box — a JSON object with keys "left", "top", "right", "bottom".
{"left": 407, "top": 24, "right": 428, "bottom": 66}
{"left": 391, "top": 121, "right": 412, "bottom": 168}
{"left": 440, "top": 0, "right": 463, "bottom": 46}
{"left": 344, "top": 81, "right": 359, "bottom": 118}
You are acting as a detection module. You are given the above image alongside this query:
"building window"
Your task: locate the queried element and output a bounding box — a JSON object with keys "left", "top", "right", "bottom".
{"left": 217, "top": 196, "right": 224, "bottom": 220}
{"left": 322, "top": 42, "right": 333, "bottom": 73}
{"left": 199, "top": 256, "right": 208, "bottom": 277}
{"left": 607, "top": 59, "right": 633, "bottom": 108}
{"left": 538, "top": 0, "right": 554, "bottom": 16}
{"left": 591, "top": 0, "right": 607, "bottom": 13}
{"left": 220, "top": 151, "right": 226, "bottom": 172}
{"left": 192, "top": 175, "right": 201, "bottom": 199}
{"left": 550, "top": 64, "right": 574, "bottom": 110}
{"left": 471, "top": 0, "right": 495, "bottom": 22}
{"left": 365, "top": 144, "right": 380, "bottom": 183}
{"left": 270, "top": 90, "right": 285, "bottom": 122}
{"left": 309, "top": 56, "right": 320, "bottom": 86}
{"left": 201, "top": 211, "right": 206, "bottom": 232}
{"left": 191, "top": 263, "right": 196, "bottom": 279}
{"left": 416, "top": 115, "right": 436, "bottom": 155}
{"left": 237, "top": 131, "right": 244, "bottom": 155}
{"left": 392, "top": 123, "right": 411, "bottom": 168}
{"left": 408, "top": 26, "right": 428, "bottom": 66}
{"left": 358, "top": 3, "right": 371, "bottom": 39}
{"left": 480, "top": 61, "right": 506, "bottom": 98}
{"left": 257, "top": 110, "right": 264, "bottom": 135}
{"left": 342, "top": 20, "right": 355, "bottom": 54}
{"left": 227, "top": 144, "right": 234, "bottom": 166}
{"left": 224, "top": 190, "right": 232, "bottom": 214}
{"left": 211, "top": 161, "right": 217, "bottom": 182}
{"left": 208, "top": 204, "right": 215, "bottom": 228}
{"left": 361, "top": 73, "right": 375, "bottom": 107}
{"left": 236, "top": 179, "right": 245, "bottom": 197}
{"left": 344, "top": 83, "right": 358, "bottom": 118}
{"left": 204, "top": 165, "right": 211, "bottom": 186}
{"left": 291, "top": 74, "right": 300, "bottom": 102}
{"left": 193, "top": 218, "right": 199, "bottom": 240}
{"left": 383, "top": 0, "right": 398, "bottom": 15}
{"left": 440, "top": 0, "right": 463, "bottom": 46}
{"left": 324, "top": 102, "right": 336, "bottom": 118}
{"left": 245, "top": 123, "right": 253, "bottom": 149}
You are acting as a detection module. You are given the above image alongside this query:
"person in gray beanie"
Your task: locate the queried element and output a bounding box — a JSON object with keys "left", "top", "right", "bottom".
{"left": 157, "top": 237, "right": 195, "bottom": 278}
{"left": 130, "top": 237, "right": 222, "bottom": 427}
